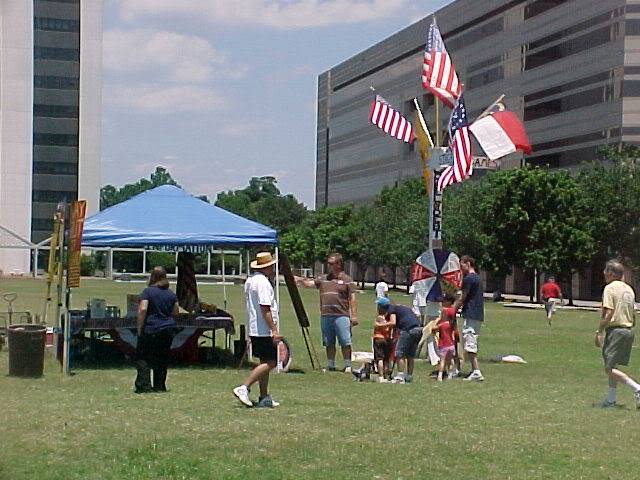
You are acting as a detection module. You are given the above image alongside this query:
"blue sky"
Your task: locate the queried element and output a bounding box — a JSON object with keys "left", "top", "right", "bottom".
{"left": 101, "top": 0, "right": 450, "bottom": 208}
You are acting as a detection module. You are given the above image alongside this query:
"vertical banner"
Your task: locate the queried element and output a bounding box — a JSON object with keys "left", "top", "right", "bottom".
{"left": 67, "top": 200, "right": 87, "bottom": 288}
{"left": 430, "top": 170, "right": 443, "bottom": 245}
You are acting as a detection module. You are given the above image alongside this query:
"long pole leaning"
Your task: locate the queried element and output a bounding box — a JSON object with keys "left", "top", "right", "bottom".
{"left": 42, "top": 213, "right": 61, "bottom": 324}
{"left": 474, "top": 94, "right": 506, "bottom": 123}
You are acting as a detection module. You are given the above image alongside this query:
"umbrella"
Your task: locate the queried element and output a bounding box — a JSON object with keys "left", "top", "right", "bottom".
{"left": 410, "top": 249, "right": 462, "bottom": 302}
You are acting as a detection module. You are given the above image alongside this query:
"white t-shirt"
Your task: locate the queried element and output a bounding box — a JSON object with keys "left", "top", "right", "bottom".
{"left": 375, "top": 281, "right": 389, "bottom": 299}
{"left": 244, "top": 272, "right": 279, "bottom": 337}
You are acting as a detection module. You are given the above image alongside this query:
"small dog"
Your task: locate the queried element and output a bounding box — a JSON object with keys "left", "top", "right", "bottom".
{"left": 351, "top": 361, "right": 374, "bottom": 382}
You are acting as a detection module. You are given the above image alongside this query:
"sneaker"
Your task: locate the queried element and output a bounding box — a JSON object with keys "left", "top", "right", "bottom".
{"left": 595, "top": 399, "right": 617, "bottom": 409}
{"left": 635, "top": 390, "right": 640, "bottom": 410}
{"left": 392, "top": 375, "right": 405, "bottom": 384}
{"left": 404, "top": 374, "right": 413, "bottom": 383}
{"left": 447, "top": 372, "right": 454, "bottom": 380}
{"left": 232, "top": 385, "right": 253, "bottom": 407}
{"left": 343, "top": 366, "right": 352, "bottom": 374}
{"left": 322, "top": 366, "right": 337, "bottom": 372}
{"left": 463, "top": 371, "right": 484, "bottom": 382}
{"left": 255, "top": 395, "right": 279, "bottom": 408}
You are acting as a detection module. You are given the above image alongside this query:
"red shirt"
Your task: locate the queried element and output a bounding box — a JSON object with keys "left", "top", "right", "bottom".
{"left": 436, "top": 319, "right": 457, "bottom": 348}
{"left": 540, "top": 281, "right": 561, "bottom": 300}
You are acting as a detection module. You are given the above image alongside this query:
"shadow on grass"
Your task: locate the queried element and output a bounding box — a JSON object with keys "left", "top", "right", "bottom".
{"left": 66, "top": 341, "right": 308, "bottom": 374}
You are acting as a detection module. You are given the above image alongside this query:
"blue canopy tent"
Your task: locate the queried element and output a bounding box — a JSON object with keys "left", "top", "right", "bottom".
{"left": 81, "top": 184, "right": 278, "bottom": 310}
{"left": 82, "top": 185, "right": 277, "bottom": 248}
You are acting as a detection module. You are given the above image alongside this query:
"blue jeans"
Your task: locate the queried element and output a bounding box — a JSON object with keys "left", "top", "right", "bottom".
{"left": 321, "top": 315, "right": 352, "bottom": 347}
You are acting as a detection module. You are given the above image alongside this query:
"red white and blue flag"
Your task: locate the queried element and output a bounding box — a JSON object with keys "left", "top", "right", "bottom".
{"left": 422, "top": 18, "right": 461, "bottom": 108}
{"left": 369, "top": 94, "right": 415, "bottom": 143}
{"left": 437, "top": 94, "right": 472, "bottom": 192}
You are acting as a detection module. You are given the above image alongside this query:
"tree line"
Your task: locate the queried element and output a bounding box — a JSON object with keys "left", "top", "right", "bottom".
{"left": 97, "top": 145, "right": 640, "bottom": 289}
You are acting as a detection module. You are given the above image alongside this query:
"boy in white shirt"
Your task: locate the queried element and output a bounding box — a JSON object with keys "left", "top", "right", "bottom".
{"left": 375, "top": 272, "right": 389, "bottom": 299}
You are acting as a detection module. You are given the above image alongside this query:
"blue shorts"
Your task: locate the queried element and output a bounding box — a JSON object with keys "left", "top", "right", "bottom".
{"left": 395, "top": 327, "right": 423, "bottom": 359}
{"left": 321, "top": 315, "right": 352, "bottom": 347}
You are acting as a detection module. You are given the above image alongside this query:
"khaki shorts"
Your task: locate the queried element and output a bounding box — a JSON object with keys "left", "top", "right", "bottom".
{"left": 462, "top": 318, "right": 482, "bottom": 354}
{"left": 602, "top": 327, "right": 634, "bottom": 369}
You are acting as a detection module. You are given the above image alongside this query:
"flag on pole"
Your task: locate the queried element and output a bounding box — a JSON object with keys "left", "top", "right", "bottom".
{"left": 470, "top": 110, "right": 531, "bottom": 160}
{"left": 437, "top": 94, "right": 472, "bottom": 192}
{"left": 422, "top": 18, "right": 461, "bottom": 108}
{"left": 369, "top": 94, "right": 415, "bottom": 143}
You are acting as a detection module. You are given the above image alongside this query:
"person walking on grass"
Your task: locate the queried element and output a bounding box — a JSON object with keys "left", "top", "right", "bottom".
{"left": 233, "top": 252, "right": 282, "bottom": 408}
{"left": 541, "top": 275, "right": 563, "bottom": 325}
{"left": 295, "top": 253, "right": 358, "bottom": 373}
{"left": 375, "top": 272, "right": 389, "bottom": 299}
{"left": 594, "top": 260, "right": 640, "bottom": 409}
{"left": 453, "top": 255, "right": 485, "bottom": 382}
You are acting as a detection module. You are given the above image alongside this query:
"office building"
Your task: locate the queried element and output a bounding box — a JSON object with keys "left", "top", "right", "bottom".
{"left": 317, "top": 0, "right": 635, "bottom": 207}
{"left": 0, "top": 0, "right": 102, "bottom": 274}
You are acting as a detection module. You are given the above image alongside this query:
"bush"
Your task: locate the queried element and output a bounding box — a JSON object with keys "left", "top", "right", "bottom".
{"left": 80, "top": 254, "right": 95, "bottom": 276}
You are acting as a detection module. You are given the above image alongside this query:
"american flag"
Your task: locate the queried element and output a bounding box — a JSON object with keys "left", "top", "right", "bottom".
{"left": 437, "top": 94, "right": 472, "bottom": 191}
{"left": 369, "top": 94, "right": 415, "bottom": 143}
{"left": 422, "top": 18, "right": 461, "bottom": 108}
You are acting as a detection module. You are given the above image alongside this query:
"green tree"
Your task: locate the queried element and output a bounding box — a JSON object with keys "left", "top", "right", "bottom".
{"left": 376, "top": 178, "right": 429, "bottom": 288}
{"left": 445, "top": 168, "right": 594, "bottom": 293}
{"left": 279, "top": 224, "right": 315, "bottom": 268}
{"left": 343, "top": 204, "right": 382, "bottom": 287}
{"left": 215, "top": 176, "right": 307, "bottom": 234}
{"left": 306, "top": 205, "right": 354, "bottom": 263}
{"left": 100, "top": 166, "right": 179, "bottom": 210}
{"left": 577, "top": 145, "right": 640, "bottom": 268}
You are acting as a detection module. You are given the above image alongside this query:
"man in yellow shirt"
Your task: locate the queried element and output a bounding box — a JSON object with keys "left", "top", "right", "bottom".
{"left": 594, "top": 260, "right": 640, "bottom": 408}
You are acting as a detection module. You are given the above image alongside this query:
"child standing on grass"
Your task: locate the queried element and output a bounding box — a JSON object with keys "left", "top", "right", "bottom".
{"left": 435, "top": 305, "right": 459, "bottom": 381}
{"left": 442, "top": 293, "right": 462, "bottom": 377}
{"left": 373, "top": 306, "right": 394, "bottom": 382}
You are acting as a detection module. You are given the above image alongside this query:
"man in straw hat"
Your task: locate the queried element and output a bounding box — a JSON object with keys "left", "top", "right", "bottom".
{"left": 233, "top": 251, "right": 282, "bottom": 408}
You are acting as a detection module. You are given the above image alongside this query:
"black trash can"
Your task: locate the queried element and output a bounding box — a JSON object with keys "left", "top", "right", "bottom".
{"left": 8, "top": 324, "right": 46, "bottom": 377}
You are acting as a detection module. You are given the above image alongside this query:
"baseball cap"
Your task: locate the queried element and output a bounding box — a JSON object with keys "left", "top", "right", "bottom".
{"left": 375, "top": 297, "right": 391, "bottom": 308}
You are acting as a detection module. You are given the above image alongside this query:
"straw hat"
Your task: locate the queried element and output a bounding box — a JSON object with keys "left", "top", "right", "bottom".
{"left": 250, "top": 251, "right": 277, "bottom": 269}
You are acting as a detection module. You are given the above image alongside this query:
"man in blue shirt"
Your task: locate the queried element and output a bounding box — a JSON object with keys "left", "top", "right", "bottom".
{"left": 376, "top": 297, "right": 422, "bottom": 383}
{"left": 453, "top": 255, "right": 485, "bottom": 381}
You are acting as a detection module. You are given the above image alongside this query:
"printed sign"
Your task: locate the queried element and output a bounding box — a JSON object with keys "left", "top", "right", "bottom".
{"left": 430, "top": 171, "right": 443, "bottom": 242}
{"left": 428, "top": 147, "right": 453, "bottom": 169}
{"left": 67, "top": 200, "right": 87, "bottom": 288}
{"left": 472, "top": 156, "right": 500, "bottom": 170}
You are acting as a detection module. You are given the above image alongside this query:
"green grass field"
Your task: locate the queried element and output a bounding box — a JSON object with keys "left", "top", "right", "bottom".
{"left": 1, "top": 278, "right": 639, "bottom": 479}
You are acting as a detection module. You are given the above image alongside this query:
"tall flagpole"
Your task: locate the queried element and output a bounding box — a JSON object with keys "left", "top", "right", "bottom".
{"left": 435, "top": 98, "right": 440, "bottom": 147}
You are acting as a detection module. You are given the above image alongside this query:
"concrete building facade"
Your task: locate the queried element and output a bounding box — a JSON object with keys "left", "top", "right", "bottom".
{"left": 0, "top": 0, "right": 102, "bottom": 274}
{"left": 316, "top": 0, "right": 638, "bottom": 207}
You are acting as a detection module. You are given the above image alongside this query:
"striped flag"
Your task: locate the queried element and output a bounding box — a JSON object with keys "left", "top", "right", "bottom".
{"left": 422, "top": 18, "right": 461, "bottom": 108}
{"left": 437, "top": 94, "right": 472, "bottom": 191}
{"left": 369, "top": 94, "right": 415, "bottom": 143}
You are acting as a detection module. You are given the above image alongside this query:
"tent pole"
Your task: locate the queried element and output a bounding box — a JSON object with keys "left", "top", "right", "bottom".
{"left": 221, "top": 250, "right": 227, "bottom": 311}
{"left": 108, "top": 248, "right": 113, "bottom": 280}
{"left": 275, "top": 246, "right": 280, "bottom": 317}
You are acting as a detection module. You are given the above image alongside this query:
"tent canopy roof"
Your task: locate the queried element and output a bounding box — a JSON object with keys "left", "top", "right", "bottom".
{"left": 81, "top": 185, "right": 277, "bottom": 248}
